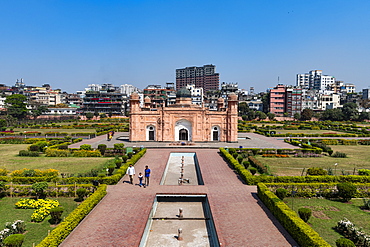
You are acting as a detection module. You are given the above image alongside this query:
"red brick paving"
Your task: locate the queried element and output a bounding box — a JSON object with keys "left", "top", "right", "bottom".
{"left": 61, "top": 149, "right": 298, "bottom": 247}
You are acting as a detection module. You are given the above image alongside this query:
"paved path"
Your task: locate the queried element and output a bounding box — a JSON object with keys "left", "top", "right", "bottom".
{"left": 61, "top": 149, "right": 298, "bottom": 247}
{"left": 69, "top": 132, "right": 296, "bottom": 149}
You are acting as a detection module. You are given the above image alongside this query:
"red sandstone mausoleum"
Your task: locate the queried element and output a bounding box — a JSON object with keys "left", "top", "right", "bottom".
{"left": 129, "top": 88, "right": 238, "bottom": 142}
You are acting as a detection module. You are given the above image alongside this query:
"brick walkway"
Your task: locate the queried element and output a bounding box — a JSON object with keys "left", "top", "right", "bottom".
{"left": 61, "top": 149, "right": 298, "bottom": 247}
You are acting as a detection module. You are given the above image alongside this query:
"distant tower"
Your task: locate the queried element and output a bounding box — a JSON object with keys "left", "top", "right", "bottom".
{"left": 250, "top": 87, "right": 254, "bottom": 95}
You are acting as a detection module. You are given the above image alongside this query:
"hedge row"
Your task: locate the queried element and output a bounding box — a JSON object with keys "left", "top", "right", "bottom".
{"left": 219, "top": 148, "right": 370, "bottom": 185}
{"left": 220, "top": 148, "right": 254, "bottom": 184}
{"left": 257, "top": 183, "right": 330, "bottom": 247}
{"left": 264, "top": 182, "right": 370, "bottom": 198}
{"left": 248, "top": 156, "right": 269, "bottom": 174}
{"left": 2, "top": 184, "right": 96, "bottom": 197}
{"left": 36, "top": 184, "right": 107, "bottom": 247}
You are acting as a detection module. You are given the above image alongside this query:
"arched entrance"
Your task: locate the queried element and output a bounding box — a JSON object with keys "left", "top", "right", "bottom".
{"left": 175, "top": 119, "right": 192, "bottom": 141}
{"left": 179, "top": 128, "right": 188, "bottom": 141}
{"left": 146, "top": 125, "right": 155, "bottom": 141}
{"left": 211, "top": 126, "right": 220, "bottom": 141}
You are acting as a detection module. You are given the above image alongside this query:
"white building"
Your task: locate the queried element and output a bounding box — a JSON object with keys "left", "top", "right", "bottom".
{"left": 318, "top": 93, "right": 341, "bottom": 110}
{"left": 297, "top": 70, "right": 336, "bottom": 91}
{"left": 186, "top": 84, "right": 204, "bottom": 106}
{"left": 120, "top": 84, "right": 140, "bottom": 95}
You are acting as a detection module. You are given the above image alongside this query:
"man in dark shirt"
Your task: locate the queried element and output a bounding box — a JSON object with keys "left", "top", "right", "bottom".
{"left": 144, "top": 165, "right": 151, "bottom": 187}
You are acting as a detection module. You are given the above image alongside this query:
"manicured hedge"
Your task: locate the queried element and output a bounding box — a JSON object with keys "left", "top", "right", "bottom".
{"left": 219, "top": 148, "right": 370, "bottom": 185}
{"left": 36, "top": 184, "right": 107, "bottom": 247}
{"left": 264, "top": 182, "right": 370, "bottom": 198}
{"left": 257, "top": 183, "right": 331, "bottom": 247}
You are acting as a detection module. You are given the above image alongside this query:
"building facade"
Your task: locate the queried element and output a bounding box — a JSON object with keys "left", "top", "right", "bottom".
{"left": 269, "top": 84, "right": 286, "bottom": 116}
{"left": 297, "top": 70, "right": 335, "bottom": 91}
{"left": 176, "top": 64, "right": 219, "bottom": 92}
{"left": 129, "top": 89, "right": 238, "bottom": 142}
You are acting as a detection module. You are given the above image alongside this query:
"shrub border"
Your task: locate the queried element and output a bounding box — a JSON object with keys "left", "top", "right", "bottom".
{"left": 257, "top": 183, "right": 330, "bottom": 247}
{"left": 36, "top": 184, "right": 107, "bottom": 247}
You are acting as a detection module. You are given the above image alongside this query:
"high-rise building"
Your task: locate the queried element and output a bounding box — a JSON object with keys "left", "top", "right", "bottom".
{"left": 176, "top": 64, "right": 219, "bottom": 91}
{"left": 296, "top": 70, "right": 335, "bottom": 91}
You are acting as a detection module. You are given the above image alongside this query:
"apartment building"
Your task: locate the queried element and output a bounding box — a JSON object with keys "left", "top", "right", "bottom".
{"left": 176, "top": 64, "right": 219, "bottom": 91}
{"left": 269, "top": 84, "right": 286, "bottom": 116}
{"left": 297, "top": 70, "right": 335, "bottom": 91}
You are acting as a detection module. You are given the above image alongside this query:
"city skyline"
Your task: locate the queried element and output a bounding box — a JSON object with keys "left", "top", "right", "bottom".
{"left": 1, "top": 0, "right": 370, "bottom": 93}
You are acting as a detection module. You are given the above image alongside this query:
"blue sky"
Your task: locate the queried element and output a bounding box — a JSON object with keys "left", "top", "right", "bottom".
{"left": 1, "top": 0, "right": 370, "bottom": 93}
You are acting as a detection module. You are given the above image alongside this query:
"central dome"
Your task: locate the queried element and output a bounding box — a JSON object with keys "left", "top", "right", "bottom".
{"left": 176, "top": 87, "right": 191, "bottom": 98}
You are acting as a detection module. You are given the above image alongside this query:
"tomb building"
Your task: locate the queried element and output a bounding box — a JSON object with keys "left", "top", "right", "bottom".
{"left": 129, "top": 88, "right": 238, "bottom": 142}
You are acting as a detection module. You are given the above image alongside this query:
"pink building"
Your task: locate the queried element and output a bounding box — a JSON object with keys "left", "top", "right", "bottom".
{"left": 269, "top": 84, "right": 286, "bottom": 116}
{"left": 129, "top": 89, "right": 238, "bottom": 142}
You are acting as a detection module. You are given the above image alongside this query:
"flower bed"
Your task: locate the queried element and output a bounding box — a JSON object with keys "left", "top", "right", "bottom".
{"left": 15, "top": 199, "right": 60, "bottom": 222}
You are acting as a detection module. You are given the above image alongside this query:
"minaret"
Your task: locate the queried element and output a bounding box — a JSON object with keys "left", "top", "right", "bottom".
{"left": 227, "top": 93, "right": 238, "bottom": 142}
{"left": 129, "top": 92, "right": 140, "bottom": 141}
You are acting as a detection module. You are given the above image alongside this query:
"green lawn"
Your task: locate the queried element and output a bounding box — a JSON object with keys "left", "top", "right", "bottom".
{"left": 255, "top": 146, "right": 370, "bottom": 176}
{"left": 0, "top": 144, "right": 109, "bottom": 174}
{"left": 0, "top": 197, "right": 78, "bottom": 246}
{"left": 284, "top": 197, "right": 370, "bottom": 246}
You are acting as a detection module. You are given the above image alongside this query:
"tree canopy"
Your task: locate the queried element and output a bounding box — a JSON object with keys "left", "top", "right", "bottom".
{"left": 5, "top": 94, "right": 28, "bottom": 120}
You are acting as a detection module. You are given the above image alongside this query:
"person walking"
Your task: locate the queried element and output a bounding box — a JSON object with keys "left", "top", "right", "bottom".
{"left": 144, "top": 165, "right": 151, "bottom": 187}
{"left": 126, "top": 164, "right": 135, "bottom": 184}
{"left": 138, "top": 172, "right": 144, "bottom": 187}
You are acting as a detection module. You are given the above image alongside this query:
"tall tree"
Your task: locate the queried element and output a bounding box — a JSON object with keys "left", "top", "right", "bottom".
{"left": 300, "top": 108, "right": 313, "bottom": 121}
{"left": 5, "top": 94, "right": 28, "bottom": 120}
{"left": 342, "top": 102, "right": 359, "bottom": 121}
{"left": 320, "top": 108, "right": 344, "bottom": 121}
{"left": 238, "top": 102, "right": 249, "bottom": 116}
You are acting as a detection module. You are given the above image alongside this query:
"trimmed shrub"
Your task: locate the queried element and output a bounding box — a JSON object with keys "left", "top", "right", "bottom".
{"left": 114, "top": 158, "right": 122, "bottom": 169}
{"left": 79, "top": 144, "right": 92, "bottom": 151}
{"left": 337, "top": 183, "right": 357, "bottom": 202}
{"left": 3, "top": 234, "right": 24, "bottom": 247}
{"left": 275, "top": 188, "right": 287, "bottom": 200}
{"left": 113, "top": 143, "right": 125, "bottom": 150}
{"left": 97, "top": 144, "right": 107, "bottom": 155}
{"left": 358, "top": 169, "right": 370, "bottom": 176}
{"left": 250, "top": 167, "right": 257, "bottom": 175}
{"left": 72, "top": 150, "right": 101, "bottom": 157}
{"left": 332, "top": 152, "right": 347, "bottom": 158}
{"left": 107, "top": 165, "right": 115, "bottom": 176}
{"left": 18, "top": 150, "right": 40, "bottom": 157}
{"left": 122, "top": 155, "right": 128, "bottom": 163}
{"left": 335, "top": 238, "right": 355, "bottom": 247}
{"left": 307, "top": 167, "right": 328, "bottom": 176}
{"left": 242, "top": 160, "right": 250, "bottom": 169}
{"left": 50, "top": 207, "right": 64, "bottom": 224}
{"left": 232, "top": 153, "right": 238, "bottom": 159}
{"left": 363, "top": 198, "right": 370, "bottom": 210}
{"left": 76, "top": 188, "right": 88, "bottom": 201}
{"left": 237, "top": 156, "right": 243, "bottom": 164}
{"left": 298, "top": 208, "right": 312, "bottom": 222}
{"left": 32, "top": 182, "right": 48, "bottom": 199}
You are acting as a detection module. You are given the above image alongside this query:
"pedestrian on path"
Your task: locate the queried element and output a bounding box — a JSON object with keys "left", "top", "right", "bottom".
{"left": 138, "top": 172, "right": 143, "bottom": 187}
{"left": 126, "top": 164, "right": 135, "bottom": 184}
{"left": 144, "top": 165, "right": 151, "bottom": 187}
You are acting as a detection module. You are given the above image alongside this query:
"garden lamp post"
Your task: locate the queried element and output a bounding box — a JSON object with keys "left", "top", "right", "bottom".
{"left": 334, "top": 163, "right": 338, "bottom": 176}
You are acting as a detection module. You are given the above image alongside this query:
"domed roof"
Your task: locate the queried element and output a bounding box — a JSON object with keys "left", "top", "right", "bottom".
{"left": 228, "top": 92, "right": 238, "bottom": 101}
{"left": 176, "top": 88, "right": 191, "bottom": 98}
{"left": 144, "top": 96, "right": 151, "bottom": 103}
{"left": 130, "top": 92, "right": 139, "bottom": 100}
{"left": 217, "top": 97, "right": 224, "bottom": 103}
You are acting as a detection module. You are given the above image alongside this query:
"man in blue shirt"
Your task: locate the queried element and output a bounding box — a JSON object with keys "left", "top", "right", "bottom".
{"left": 144, "top": 165, "right": 151, "bottom": 187}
